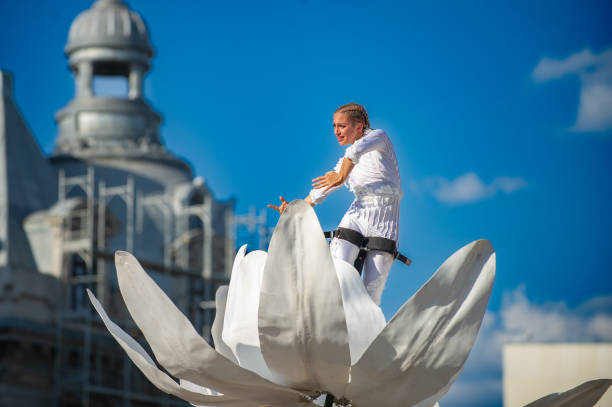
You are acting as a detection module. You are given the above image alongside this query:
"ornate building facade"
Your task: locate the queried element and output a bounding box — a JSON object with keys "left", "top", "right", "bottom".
{"left": 0, "top": 0, "right": 265, "bottom": 405}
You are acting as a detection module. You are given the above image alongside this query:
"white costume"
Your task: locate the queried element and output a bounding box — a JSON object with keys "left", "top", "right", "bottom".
{"left": 309, "top": 128, "right": 402, "bottom": 305}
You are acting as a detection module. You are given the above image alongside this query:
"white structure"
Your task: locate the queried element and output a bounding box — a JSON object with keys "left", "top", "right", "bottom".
{"left": 503, "top": 343, "right": 612, "bottom": 407}
{"left": 0, "top": 0, "right": 267, "bottom": 406}
{"left": 90, "top": 203, "right": 497, "bottom": 407}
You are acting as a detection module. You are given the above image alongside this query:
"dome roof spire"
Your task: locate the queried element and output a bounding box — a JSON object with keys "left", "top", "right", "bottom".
{"left": 53, "top": 0, "right": 180, "bottom": 166}
{"left": 66, "top": 0, "right": 152, "bottom": 59}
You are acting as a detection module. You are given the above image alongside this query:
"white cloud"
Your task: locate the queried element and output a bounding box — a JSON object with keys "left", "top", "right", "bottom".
{"left": 576, "top": 80, "right": 612, "bottom": 131}
{"left": 491, "top": 176, "right": 528, "bottom": 194}
{"left": 441, "top": 287, "right": 612, "bottom": 406}
{"left": 532, "top": 49, "right": 599, "bottom": 82}
{"left": 425, "top": 172, "right": 527, "bottom": 205}
{"left": 499, "top": 287, "right": 612, "bottom": 342}
{"left": 587, "top": 314, "right": 612, "bottom": 340}
{"left": 533, "top": 48, "right": 612, "bottom": 132}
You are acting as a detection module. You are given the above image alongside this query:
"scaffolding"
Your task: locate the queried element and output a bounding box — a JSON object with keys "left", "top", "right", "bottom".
{"left": 54, "top": 167, "right": 97, "bottom": 407}
{"left": 232, "top": 205, "right": 271, "bottom": 251}
{"left": 52, "top": 168, "right": 232, "bottom": 407}
{"left": 52, "top": 167, "right": 268, "bottom": 407}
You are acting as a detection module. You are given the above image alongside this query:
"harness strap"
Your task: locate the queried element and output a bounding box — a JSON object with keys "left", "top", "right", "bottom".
{"left": 366, "top": 236, "right": 397, "bottom": 253}
{"left": 395, "top": 252, "right": 411, "bottom": 265}
{"left": 324, "top": 228, "right": 412, "bottom": 273}
{"left": 336, "top": 227, "right": 367, "bottom": 247}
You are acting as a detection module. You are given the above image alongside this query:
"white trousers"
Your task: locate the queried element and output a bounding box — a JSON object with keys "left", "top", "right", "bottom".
{"left": 329, "top": 196, "right": 399, "bottom": 305}
{"left": 330, "top": 237, "right": 394, "bottom": 306}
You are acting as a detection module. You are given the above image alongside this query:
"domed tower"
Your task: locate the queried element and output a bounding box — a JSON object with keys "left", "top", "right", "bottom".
{"left": 53, "top": 0, "right": 191, "bottom": 184}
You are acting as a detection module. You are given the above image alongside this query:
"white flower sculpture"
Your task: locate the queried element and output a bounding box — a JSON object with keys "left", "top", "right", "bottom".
{"left": 87, "top": 200, "right": 497, "bottom": 406}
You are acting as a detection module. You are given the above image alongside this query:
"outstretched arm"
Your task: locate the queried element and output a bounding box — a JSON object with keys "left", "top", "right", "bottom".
{"left": 312, "top": 157, "right": 355, "bottom": 192}
{"left": 308, "top": 157, "right": 353, "bottom": 205}
{"left": 268, "top": 157, "right": 353, "bottom": 214}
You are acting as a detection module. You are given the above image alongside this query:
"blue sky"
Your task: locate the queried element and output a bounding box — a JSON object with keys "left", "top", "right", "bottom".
{"left": 1, "top": 0, "right": 611, "bottom": 405}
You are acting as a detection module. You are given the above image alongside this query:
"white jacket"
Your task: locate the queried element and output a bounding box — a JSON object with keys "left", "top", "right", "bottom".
{"left": 309, "top": 128, "right": 403, "bottom": 205}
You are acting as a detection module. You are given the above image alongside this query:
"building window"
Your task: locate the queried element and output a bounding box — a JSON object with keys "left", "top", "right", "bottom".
{"left": 91, "top": 61, "right": 130, "bottom": 98}
{"left": 92, "top": 76, "right": 129, "bottom": 98}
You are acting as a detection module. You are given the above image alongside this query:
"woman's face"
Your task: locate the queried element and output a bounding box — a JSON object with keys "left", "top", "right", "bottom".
{"left": 333, "top": 112, "right": 364, "bottom": 146}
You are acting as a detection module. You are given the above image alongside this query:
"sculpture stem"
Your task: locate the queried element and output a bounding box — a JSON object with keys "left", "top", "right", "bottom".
{"left": 324, "top": 393, "right": 335, "bottom": 407}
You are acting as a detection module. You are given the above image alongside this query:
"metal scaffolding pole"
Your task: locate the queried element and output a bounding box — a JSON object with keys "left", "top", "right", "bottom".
{"left": 233, "top": 205, "right": 271, "bottom": 250}
{"left": 55, "top": 169, "right": 153, "bottom": 407}
{"left": 202, "top": 193, "right": 213, "bottom": 342}
{"left": 82, "top": 167, "right": 94, "bottom": 407}
{"left": 224, "top": 203, "right": 235, "bottom": 278}
{"left": 97, "top": 176, "right": 135, "bottom": 407}
{"left": 137, "top": 192, "right": 172, "bottom": 266}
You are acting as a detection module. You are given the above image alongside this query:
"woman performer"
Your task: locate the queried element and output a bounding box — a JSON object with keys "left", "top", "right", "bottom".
{"left": 269, "top": 103, "right": 402, "bottom": 305}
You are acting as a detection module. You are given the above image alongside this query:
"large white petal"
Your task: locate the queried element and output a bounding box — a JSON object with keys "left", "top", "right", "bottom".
{"left": 206, "top": 244, "right": 248, "bottom": 364}
{"left": 223, "top": 249, "right": 285, "bottom": 384}
{"left": 211, "top": 285, "right": 237, "bottom": 364}
{"left": 258, "top": 200, "right": 351, "bottom": 396}
{"left": 232, "top": 244, "right": 248, "bottom": 275}
{"left": 87, "top": 290, "right": 252, "bottom": 406}
{"left": 114, "top": 251, "right": 304, "bottom": 406}
{"left": 525, "top": 379, "right": 612, "bottom": 407}
{"left": 346, "top": 239, "right": 496, "bottom": 407}
{"left": 180, "top": 379, "right": 222, "bottom": 396}
{"left": 332, "top": 257, "right": 386, "bottom": 365}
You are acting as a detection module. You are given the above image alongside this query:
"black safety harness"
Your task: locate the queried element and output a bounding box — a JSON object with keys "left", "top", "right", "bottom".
{"left": 324, "top": 227, "right": 411, "bottom": 274}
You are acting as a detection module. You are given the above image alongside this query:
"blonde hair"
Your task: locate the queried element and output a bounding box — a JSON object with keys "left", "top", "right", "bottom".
{"left": 335, "top": 103, "right": 370, "bottom": 129}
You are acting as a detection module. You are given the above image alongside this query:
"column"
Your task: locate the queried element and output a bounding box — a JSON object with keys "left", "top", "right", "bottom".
{"left": 128, "top": 64, "right": 144, "bottom": 99}
{"left": 76, "top": 61, "right": 93, "bottom": 98}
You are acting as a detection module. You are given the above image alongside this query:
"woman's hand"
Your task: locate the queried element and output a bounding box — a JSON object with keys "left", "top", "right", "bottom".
{"left": 267, "top": 196, "right": 289, "bottom": 214}
{"left": 312, "top": 157, "right": 355, "bottom": 192}
{"left": 312, "top": 171, "right": 343, "bottom": 192}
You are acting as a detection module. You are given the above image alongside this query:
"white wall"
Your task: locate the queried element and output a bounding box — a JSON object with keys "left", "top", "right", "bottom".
{"left": 503, "top": 343, "right": 612, "bottom": 406}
